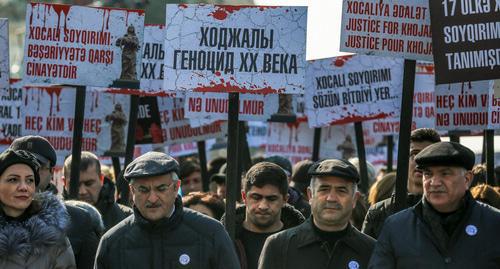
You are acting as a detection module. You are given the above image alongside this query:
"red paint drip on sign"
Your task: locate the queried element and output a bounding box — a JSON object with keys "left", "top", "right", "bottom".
{"left": 193, "top": 82, "right": 281, "bottom": 94}
{"left": 329, "top": 112, "right": 390, "bottom": 125}
{"left": 50, "top": 4, "right": 71, "bottom": 30}
{"left": 208, "top": 5, "right": 279, "bottom": 21}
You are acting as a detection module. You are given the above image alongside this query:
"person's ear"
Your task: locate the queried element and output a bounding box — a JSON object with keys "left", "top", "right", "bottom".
{"left": 352, "top": 191, "right": 360, "bottom": 209}
{"left": 464, "top": 170, "right": 473, "bottom": 189}
{"left": 129, "top": 184, "right": 135, "bottom": 195}
{"left": 307, "top": 186, "right": 313, "bottom": 202}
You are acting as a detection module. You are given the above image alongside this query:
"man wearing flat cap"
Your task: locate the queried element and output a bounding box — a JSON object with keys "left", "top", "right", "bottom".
{"left": 259, "top": 159, "right": 375, "bottom": 269}
{"left": 94, "top": 151, "right": 239, "bottom": 269}
{"left": 369, "top": 142, "right": 500, "bottom": 269}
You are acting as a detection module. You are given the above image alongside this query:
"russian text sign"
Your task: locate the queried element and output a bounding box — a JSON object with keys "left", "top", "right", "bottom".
{"left": 340, "top": 0, "right": 432, "bottom": 60}
{"left": 0, "top": 19, "right": 8, "bottom": 89}
{"left": 23, "top": 3, "right": 144, "bottom": 86}
{"left": 140, "top": 24, "right": 172, "bottom": 94}
{"left": 429, "top": 0, "right": 500, "bottom": 84}
{"left": 164, "top": 4, "right": 307, "bottom": 94}
{"left": 305, "top": 55, "right": 404, "bottom": 127}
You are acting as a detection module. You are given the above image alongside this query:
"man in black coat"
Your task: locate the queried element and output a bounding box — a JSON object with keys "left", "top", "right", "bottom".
{"left": 259, "top": 159, "right": 375, "bottom": 269}
{"left": 62, "top": 151, "right": 133, "bottom": 232}
{"left": 369, "top": 142, "right": 500, "bottom": 268}
{"left": 362, "top": 128, "right": 441, "bottom": 238}
{"left": 222, "top": 162, "right": 305, "bottom": 269}
{"left": 94, "top": 151, "right": 239, "bottom": 269}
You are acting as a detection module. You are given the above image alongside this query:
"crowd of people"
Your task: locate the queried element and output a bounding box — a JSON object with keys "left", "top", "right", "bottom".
{"left": 0, "top": 128, "right": 499, "bottom": 269}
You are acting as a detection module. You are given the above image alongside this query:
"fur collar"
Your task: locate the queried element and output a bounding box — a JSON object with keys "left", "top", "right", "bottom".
{"left": 0, "top": 192, "right": 69, "bottom": 259}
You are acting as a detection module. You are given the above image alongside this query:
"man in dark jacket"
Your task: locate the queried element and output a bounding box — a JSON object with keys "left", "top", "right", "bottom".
{"left": 63, "top": 151, "right": 132, "bottom": 232}
{"left": 369, "top": 142, "right": 500, "bottom": 268}
{"left": 94, "top": 151, "right": 239, "bottom": 269}
{"left": 265, "top": 155, "right": 311, "bottom": 217}
{"left": 222, "top": 162, "right": 305, "bottom": 269}
{"left": 362, "top": 128, "right": 441, "bottom": 238}
{"left": 10, "top": 135, "right": 103, "bottom": 269}
{"left": 259, "top": 159, "right": 375, "bottom": 269}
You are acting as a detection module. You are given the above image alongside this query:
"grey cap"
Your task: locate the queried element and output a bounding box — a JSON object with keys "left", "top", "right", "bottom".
{"left": 124, "top": 152, "right": 179, "bottom": 181}
{"left": 308, "top": 159, "right": 360, "bottom": 184}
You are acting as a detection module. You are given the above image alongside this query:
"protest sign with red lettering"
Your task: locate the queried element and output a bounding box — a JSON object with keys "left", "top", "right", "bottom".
{"left": 366, "top": 62, "right": 435, "bottom": 135}
{"left": 0, "top": 19, "right": 9, "bottom": 89}
{"left": 305, "top": 55, "right": 404, "bottom": 128}
{"left": 340, "top": 0, "right": 432, "bottom": 60}
{"left": 0, "top": 79, "right": 23, "bottom": 144}
{"left": 23, "top": 3, "right": 144, "bottom": 86}
{"left": 435, "top": 80, "right": 493, "bottom": 131}
{"left": 164, "top": 4, "right": 307, "bottom": 94}
{"left": 184, "top": 92, "right": 278, "bottom": 126}
{"left": 429, "top": 0, "right": 500, "bottom": 84}
{"left": 158, "top": 96, "right": 227, "bottom": 145}
{"left": 488, "top": 80, "right": 500, "bottom": 129}
{"left": 266, "top": 121, "right": 358, "bottom": 164}
{"left": 21, "top": 86, "right": 131, "bottom": 163}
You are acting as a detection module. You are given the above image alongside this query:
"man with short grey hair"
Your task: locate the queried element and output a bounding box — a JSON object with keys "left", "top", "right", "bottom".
{"left": 94, "top": 151, "right": 239, "bottom": 269}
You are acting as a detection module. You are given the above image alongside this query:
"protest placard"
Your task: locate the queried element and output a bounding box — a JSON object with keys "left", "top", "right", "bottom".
{"left": 135, "top": 96, "right": 163, "bottom": 144}
{"left": 23, "top": 3, "right": 144, "bottom": 86}
{"left": 0, "top": 79, "right": 23, "bottom": 144}
{"left": 340, "top": 0, "right": 432, "bottom": 60}
{"left": 247, "top": 121, "right": 267, "bottom": 149}
{"left": 305, "top": 55, "right": 404, "bottom": 127}
{"left": 435, "top": 80, "right": 493, "bottom": 131}
{"left": 366, "top": 62, "right": 435, "bottom": 135}
{"left": 184, "top": 92, "right": 278, "bottom": 126}
{"left": 22, "top": 86, "right": 131, "bottom": 163}
{"left": 0, "top": 19, "right": 8, "bottom": 89}
{"left": 266, "top": 120, "right": 359, "bottom": 164}
{"left": 488, "top": 80, "right": 500, "bottom": 129}
{"left": 140, "top": 24, "right": 176, "bottom": 95}
{"left": 158, "top": 96, "right": 227, "bottom": 145}
{"left": 164, "top": 4, "right": 307, "bottom": 94}
{"left": 429, "top": 0, "right": 500, "bottom": 84}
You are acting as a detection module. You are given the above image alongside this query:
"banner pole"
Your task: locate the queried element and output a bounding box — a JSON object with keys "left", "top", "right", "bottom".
{"left": 225, "top": 92, "right": 240, "bottom": 240}
{"left": 69, "top": 86, "right": 86, "bottom": 199}
{"left": 394, "top": 59, "right": 416, "bottom": 212}
{"left": 354, "top": 122, "right": 369, "bottom": 193}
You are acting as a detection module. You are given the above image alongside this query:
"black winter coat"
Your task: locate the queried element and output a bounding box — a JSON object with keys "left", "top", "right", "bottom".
{"left": 362, "top": 193, "right": 421, "bottom": 239}
{"left": 95, "top": 178, "right": 132, "bottom": 232}
{"left": 259, "top": 218, "right": 375, "bottom": 269}
{"left": 221, "top": 204, "right": 305, "bottom": 269}
{"left": 368, "top": 196, "right": 500, "bottom": 269}
{"left": 94, "top": 196, "right": 240, "bottom": 269}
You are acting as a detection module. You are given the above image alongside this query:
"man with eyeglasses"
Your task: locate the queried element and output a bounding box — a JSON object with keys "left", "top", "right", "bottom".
{"left": 94, "top": 151, "right": 239, "bottom": 269}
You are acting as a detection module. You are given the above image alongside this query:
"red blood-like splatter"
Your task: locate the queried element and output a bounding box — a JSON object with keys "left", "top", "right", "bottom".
{"left": 214, "top": 71, "right": 221, "bottom": 77}
{"left": 193, "top": 82, "right": 282, "bottom": 94}
{"left": 25, "top": 86, "right": 63, "bottom": 115}
{"left": 328, "top": 112, "right": 390, "bottom": 125}
{"left": 332, "top": 55, "right": 354, "bottom": 67}
{"left": 50, "top": 4, "right": 71, "bottom": 30}
{"left": 178, "top": 4, "right": 188, "bottom": 9}
{"left": 208, "top": 5, "right": 279, "bottom": 21}
{"left": 150, "top": 123, "right": 163, "bottom": 143}
{"left": 104, "top": 88, "right": 176, "bottom": 97}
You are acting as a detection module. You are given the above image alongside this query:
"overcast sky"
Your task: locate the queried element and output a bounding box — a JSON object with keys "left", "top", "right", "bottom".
{"left": 254, "top": 0, "right": 346, "bottom": 60}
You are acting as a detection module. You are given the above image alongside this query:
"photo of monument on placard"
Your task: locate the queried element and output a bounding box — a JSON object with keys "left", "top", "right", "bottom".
{"left": 116, "top": 26, "right": 140, "bottom": 81}
{"left": 105, "top": 103, "right": 127, "bottom": 154}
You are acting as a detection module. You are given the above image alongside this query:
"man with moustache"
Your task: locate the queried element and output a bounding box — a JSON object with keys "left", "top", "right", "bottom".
{"left": 362, "top": 128, "right": 441, "bottom": 238}
{"left": 369, "top": 142, "right": 500, "bottom": 268}
{"left": 95, "top": 152, "right": 239, "bottom": 269}
{"left": 222, "top": 162, "right": 304, "bottom": 269}
{"left": 259, "top": 159, "right": 375, "bottom": 269}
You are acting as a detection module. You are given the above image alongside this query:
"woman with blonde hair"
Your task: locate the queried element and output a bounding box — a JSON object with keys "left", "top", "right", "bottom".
{"left": 0, "top": 149, "right": 75, "bottom": 269}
